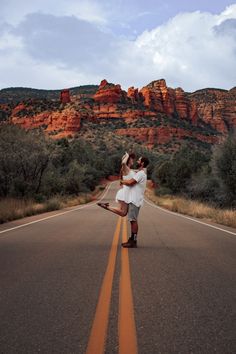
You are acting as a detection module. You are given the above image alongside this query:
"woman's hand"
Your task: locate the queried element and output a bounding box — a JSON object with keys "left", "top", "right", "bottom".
{"left": 121, "top": 152, "right": 129, "bottom": 164}
{"left": 122, "top": 151, "right": 129, "bottom": 159}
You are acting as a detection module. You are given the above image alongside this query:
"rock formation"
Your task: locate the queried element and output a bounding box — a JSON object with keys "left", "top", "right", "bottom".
{"left": 60, "top": 89, "right": 71, "bottom": 104}
{"left": 93, "top": 80, "right": 127, "bottom": 104}
{"left": 11, "top": 107, "right": 81, "bottom": 139}
{"left": 189, "top": 88, "right": 236, "bottom": 133}
{"left": 1, "top": 78, "right": 235, "bottom": 149}
{"left": 116, "top": 127, "right": 220, "bottom": 149}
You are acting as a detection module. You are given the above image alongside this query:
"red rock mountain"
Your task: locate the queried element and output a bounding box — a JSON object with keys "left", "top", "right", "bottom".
{"left": 1, "top": 79, "right": 235, "bottom": 148}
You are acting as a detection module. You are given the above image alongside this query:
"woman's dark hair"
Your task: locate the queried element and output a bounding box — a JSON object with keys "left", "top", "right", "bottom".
{"left": 127, "top": 153, "right": 136, "bottom": 166}
{"left": 141, "top": 156, "right": 149, "bottom": 167}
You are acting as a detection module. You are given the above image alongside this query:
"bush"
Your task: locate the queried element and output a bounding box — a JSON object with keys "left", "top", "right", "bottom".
{"left": 187, "top": 168, "right": 220, "bottom": 203}
{"left": 155, "top": 186, "right": 173, "bottom": 196}
{"left": 180, "top": 135, "right": 236, "bottom": 208}
{"left": 152, "top": 145, "right": 210, "bottom": 194}
{"left": 0, "top": 125, "right": 53, "bottom": 197}
{"left": 0, "top": 125, "right": 108, "bottom": 199}
{"left": 64, "top": 161, "right": 86, "bottom": 194}
{"left": 211, "top": 134, "right": 236, "bottom": 206}
{"left": 45, "top": 197, "right": 62, "bottom": 211}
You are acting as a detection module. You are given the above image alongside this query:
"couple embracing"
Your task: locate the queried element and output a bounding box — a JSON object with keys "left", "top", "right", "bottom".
{"left": 98, "top": 152, "right": 149, "bottom": 248}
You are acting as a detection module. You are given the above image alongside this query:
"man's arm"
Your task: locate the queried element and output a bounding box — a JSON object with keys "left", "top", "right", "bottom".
{"left": 120, "top": 178, "right": 137, "bottom": 186}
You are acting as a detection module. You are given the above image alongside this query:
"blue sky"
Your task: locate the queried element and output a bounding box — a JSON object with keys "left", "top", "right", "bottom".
{"left": 0, "top": 0, "right": 236, "bottom": 91}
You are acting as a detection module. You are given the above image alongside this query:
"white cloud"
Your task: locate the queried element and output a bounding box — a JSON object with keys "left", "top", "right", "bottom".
{"left": 1, "top": 0, "right": 109, "bottom": 26}
{"left": 0, "top": 4, "right": 236, "bottom": 91}
{"left": 65, "top": 0, "right": 109, "bottom": 25}
{"left": 0, "top": 32, "right": 23, "bottom": 50}
{"left": 218, "top": 3, "right": 236, "bottom": 22}
{"left": 90, "top": 4, "right": 236, "bottom": 91}
{"left": 115, "top": 4, "right": 236, "bottom": 90}
{"left": 0, "top": 47, "right": 101, "bottom": 89}
{"left": 13, "top": 13, "right": 115, "bottom": 67}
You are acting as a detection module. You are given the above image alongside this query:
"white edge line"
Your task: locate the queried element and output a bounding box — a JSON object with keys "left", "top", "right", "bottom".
{"left": 144, "top": 198, "right": 236, "bottom": 237}
{"left": 0, "top": 182, "right": 114, "bottom": 236}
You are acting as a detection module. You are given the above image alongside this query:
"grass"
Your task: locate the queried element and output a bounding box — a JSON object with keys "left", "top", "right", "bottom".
{"left": 145, "top": 184, "right": 236, "bottom": 229}
{"left": 0, "top": 184, "right": 106, "bottom": 224}
{"left": 0, "top": 198, "right": 52, "bottom": 224}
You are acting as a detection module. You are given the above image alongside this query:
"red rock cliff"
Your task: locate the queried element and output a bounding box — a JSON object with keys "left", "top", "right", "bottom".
{"left": 189, "top": 88, "right": 236, "bottom": 133}
{"left": 4, "top": 79, "right": 236, "bottom": 145}
{"left": 140, "top": 79, "right": 198, "bottom": 124}
{"left": 11, "top": 106, "right": 81, "bottom": 139}
{"left": 93, "top": 80, "right": 127, "bottom": 104}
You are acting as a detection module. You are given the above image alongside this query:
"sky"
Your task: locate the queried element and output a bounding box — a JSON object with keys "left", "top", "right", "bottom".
{"left": 0, "top": 0, "right": 236, "bottom": 92}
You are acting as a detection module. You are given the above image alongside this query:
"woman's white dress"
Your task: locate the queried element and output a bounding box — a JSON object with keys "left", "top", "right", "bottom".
{"left": 115, "top": 169, "right": 136, "bottom": 203}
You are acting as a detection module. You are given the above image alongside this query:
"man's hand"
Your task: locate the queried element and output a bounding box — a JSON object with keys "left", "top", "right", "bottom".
{"left": 120, "top": 178, "right": 137, "bottom": 186}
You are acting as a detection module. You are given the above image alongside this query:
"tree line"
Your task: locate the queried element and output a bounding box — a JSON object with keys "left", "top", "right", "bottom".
{"left": 0, "top": 125, "right": 122, "bottom": 201}
{"left": 152, "top": 134, "right": 236, "bottom": 208}
{"left": 0, "top": 124, "right": 235, "bottom": 208}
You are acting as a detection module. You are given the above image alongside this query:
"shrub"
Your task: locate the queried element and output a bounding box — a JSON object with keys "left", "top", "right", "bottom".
{"left": 0, "top": 125, "right": 53, "bottom": 197}
{"left": 64, "top": 161, "right": 86, "bottom": 194}
{"left": 187, "top": 168, "right": 220, "bottom": 203}
{"left": 211, "top": 134, "right": 236, "bottom": 206}
{"left": 155, "top": 186, "right": 173, "bottom": 196}
{"left": 152, "top": 145, "right": 210, "bottom": 194}
{"left": 45, "top": 197, "right": 62, "bottom": 211}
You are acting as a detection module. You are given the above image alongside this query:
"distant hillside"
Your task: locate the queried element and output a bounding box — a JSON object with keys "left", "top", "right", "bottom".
{"left": 0, "top": 79, "right": 235, "bottom": 155}
{"left": 0, "top": 85, "right": 98, "bottom": 103}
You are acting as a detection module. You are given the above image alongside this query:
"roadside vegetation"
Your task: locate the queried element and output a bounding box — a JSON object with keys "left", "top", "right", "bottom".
{"left": 146, "top": 186, "right": 236, "bottom": 229}
{"left": 0, "top": 124, "right": 235, "bottom": 228}
{"left": 0, "top": 124, "right": 157, "bottom": 224}
{"left": 150, "top": 133, "right": 236, "bottom": 228}
{"left": 0, "top": 125, "right": 114, "bottom": 223}
{"left": 0, "top": 186, "right": 105, "bottom": 224}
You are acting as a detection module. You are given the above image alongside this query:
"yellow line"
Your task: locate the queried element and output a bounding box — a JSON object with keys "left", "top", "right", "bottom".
{"left": 86, "top": 217, "right": 122, "bottom": 354}
{"left": 119, "top": 217, "right": 138, "bottom": 354}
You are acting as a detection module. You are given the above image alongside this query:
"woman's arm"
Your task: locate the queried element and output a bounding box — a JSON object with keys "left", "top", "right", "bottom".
{"left": 121, "top": 152, "right": 130, "bottom": 176}
{"left": 121, "top": 152, "right": 129, "bottom": 165}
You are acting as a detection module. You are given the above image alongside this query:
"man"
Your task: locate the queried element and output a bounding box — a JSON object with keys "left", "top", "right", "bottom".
{"left": 120, "top": 156, "right": 149, "bottom": 248}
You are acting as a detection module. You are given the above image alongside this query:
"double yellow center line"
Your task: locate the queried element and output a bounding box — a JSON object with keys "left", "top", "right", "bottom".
{"left": 86, "top": 217, "right": 138, "bottom": 354}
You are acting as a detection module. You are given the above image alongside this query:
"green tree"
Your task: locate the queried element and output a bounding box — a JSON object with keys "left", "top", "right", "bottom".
{"left": 0, "top": 125, "right": 53, "bottom": 197}
{"left": 64, "top": 161, "right": 86, "bottom": 194}
{"left": 152, "top": 145, "right": 209, "bottom": 193}
{"left": 211, "top": 134, "right": 236, "bottom": 205}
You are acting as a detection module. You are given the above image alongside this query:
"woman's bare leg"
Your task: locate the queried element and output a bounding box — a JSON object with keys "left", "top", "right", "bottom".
{"left": 106, "top": 201, "right": 128, "bottom": 217}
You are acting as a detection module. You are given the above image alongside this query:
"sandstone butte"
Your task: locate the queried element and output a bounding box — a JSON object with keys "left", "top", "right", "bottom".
{"left": 60, "top": 89, "right": 71, "bottom": 104}
{"left": 4, "top": 79, "right": 236, "bottom": 146}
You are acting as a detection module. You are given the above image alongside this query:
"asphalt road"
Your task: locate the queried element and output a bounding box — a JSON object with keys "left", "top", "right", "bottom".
{"left": 0, "top": 182, "right": 236, "bottom": 354}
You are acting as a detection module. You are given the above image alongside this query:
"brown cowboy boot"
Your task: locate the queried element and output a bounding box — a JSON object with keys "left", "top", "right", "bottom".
{"left": 122, "top": 237, "right": 137, "bottom": 248}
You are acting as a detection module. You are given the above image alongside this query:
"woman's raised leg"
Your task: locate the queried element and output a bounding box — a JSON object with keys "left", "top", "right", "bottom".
{"left": 98, "top": 201, "right": 128, "bottom": 217}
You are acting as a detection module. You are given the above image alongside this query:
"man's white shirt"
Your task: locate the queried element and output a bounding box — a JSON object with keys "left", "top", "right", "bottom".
{"left": 129, "top": 169, "right": 147, "bottom": 207}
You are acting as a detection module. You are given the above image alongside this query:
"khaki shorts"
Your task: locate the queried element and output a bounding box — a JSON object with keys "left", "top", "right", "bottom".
{"left": 128, "top": 203, "right": 140, "bottom": 222}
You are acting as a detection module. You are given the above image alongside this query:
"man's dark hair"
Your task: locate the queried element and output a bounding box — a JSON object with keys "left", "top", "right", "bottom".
{"left": 141, "top": 156, "right": 149, "bottom": 167}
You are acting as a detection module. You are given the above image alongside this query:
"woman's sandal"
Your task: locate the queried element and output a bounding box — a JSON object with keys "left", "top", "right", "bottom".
{"left": 97, "top": 202, "right": 109, "bottom": 209}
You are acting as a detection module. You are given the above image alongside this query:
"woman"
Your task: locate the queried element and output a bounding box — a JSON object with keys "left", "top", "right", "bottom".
{"left": 97, "top": 152, "right": 136, "bottom": 216}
